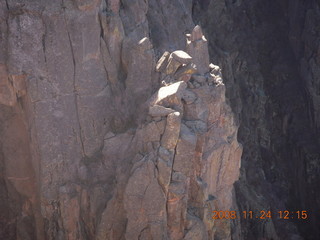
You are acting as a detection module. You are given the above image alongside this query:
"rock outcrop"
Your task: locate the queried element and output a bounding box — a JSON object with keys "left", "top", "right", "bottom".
{"left": 97, "top": 26, "right": 242, "bottom": 240}
{"left": 2, "top": 0, "right": 319, "bottom": 239}
{"left": 0, "top": 1, "right": 241, "bottom": 239}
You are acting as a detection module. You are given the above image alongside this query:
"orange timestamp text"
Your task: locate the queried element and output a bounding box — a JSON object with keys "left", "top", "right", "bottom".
{"left": 212, "top": 210, "right": 308, "bottom": 220}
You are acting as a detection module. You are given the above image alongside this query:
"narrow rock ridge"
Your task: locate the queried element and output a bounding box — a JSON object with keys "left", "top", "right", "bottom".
{"left": 97, "top": 26, "right": 242, "bottom": 240}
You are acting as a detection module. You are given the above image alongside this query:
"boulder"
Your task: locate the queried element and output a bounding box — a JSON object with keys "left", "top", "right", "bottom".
{"left": 165, "top": 56, "right": 182, "bottom": 75}
{"left": 171, "top": 50, "right": 192, "bottom": 64}
{"left": 156, "top": 51, "right": 170, "bottom": 72}
{"left": 150, "top": 81, "right": 187, "bottom": 110}
{"left": 174, "top": 63, "right": 197, "bottom": 82}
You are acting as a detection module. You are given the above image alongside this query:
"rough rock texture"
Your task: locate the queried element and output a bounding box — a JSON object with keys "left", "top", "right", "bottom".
{"left": 0, "top": 1, "right": 241, "bottom": 239}
{"left": 1, "top": 0, "right": 320, "bottom": 239}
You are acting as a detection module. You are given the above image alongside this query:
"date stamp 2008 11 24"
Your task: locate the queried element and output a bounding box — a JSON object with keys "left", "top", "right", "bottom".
{"left": 212, "top": 210, "right": 308, "bottom": 220}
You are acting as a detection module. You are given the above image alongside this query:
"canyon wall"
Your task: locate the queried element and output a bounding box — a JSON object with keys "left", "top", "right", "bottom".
{"left": 0, "top": 0, "right": 319, "bottom": 239}
{"left": 0, "top": 0, "right": 241, "bottom": 239}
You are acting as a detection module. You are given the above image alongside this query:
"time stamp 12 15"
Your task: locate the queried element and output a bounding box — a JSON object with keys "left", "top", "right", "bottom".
{"left": 212, "top": 210, "right": 308, "bottom": 220}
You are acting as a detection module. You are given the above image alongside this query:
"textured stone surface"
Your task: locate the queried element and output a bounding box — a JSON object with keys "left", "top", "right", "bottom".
{"left": 0, "top": 3, "right": 243, "bottom": 236}
{"left": 161, "top": 112, "right": 181, "bottom": 150}
{"left": 171, "top": 50, "right": 193, "bottom": 64}
{"left": 149, "top": 105, "right": 175, "bottom": 117}
{"left": 3, "top": 0, "right": 319, "bottom": 239}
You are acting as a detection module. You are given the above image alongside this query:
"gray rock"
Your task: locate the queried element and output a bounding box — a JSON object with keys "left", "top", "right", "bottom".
{"left": 161, "top": 112, "right": 181, "bottom": 150}
{"left": 149, "top": 105, "right": 175, "bottom": 117}
{"left": 182, "top": 89, "right": 197, "bottom": 104}
{"left": 171, "top": 50, "right": 193, "bottom": 64}
{"left": 150, "top": 81, "right": 187, "bottom": 111}
{"left": 185, "top": 120, "right": 207, "bottom": 134}
{"left": 184, "top": 214, "right": 207, "bottom": 240}
{"left": 167, "top": 175, "right": 188, "bottom": 239}
{"left": 156, "top": 51, "right": 170, "bottom": 72}
{"left": 192, "top": 74, "right": 207, "bottom": 83}
{"left": 0, "top": 2, "right": 244, "bottom": 240}
{"left": 187, "top": 26, "right": 210, "bottom": 75}
{"left": 190, "top": 25, "right": 204, "bottom": 42}
{"left": 165, "top": 56, "right": 182, "bottom": 75}
{"left": 174, "top": 63, "right": 197, "bottom": 82}
{"left": 173, "top": 124, "right": 197, "bottom": 176}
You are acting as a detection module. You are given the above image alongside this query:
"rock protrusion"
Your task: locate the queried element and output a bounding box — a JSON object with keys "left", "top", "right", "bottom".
{"left": 161, "top": 112, "right": 181, "bottom": 150}
{"left": 165, "top": 56, "right": 182, "bottom": 75}
{"left": 171, "top": 50, "right": 193, "bottom": 64}
{"left": 149, "top": 105, "right": 175, "bottom": 117}
{"left": 156, "top": 51, "right": 170, "bottom": 72}
{"left": 190, "top": 25, "right": 204, "bottom": 42}
{"left": 186, "top": 25, "right": 210, "bottom": 75}
{"left": 149, "top": 81, "right": 187, "bottom": 113}
{"left": 174, "top": 63, "right": 197, "bottom": 82}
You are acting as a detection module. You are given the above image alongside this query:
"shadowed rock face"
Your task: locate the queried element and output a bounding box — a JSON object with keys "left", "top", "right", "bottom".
{"left": 0, "top": 0, "right": 319, "bottom": 239}
{"left": 194, "top": 0, "right": 320, "bottom": 239}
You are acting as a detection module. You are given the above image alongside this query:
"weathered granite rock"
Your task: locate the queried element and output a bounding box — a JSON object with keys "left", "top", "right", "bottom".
{"left": 149, "top": 105, "right": 175, "bottom": 117}
{"left": 186, "top": 25, "right": 210, "bottom": 75}
{"left": 157, "top": 147, "right": 174, "bottom": 194}
{"left": 156, "top": 51, "right": 170, "bottom": 73}
{"left": 0, "top": 1, "right": 243, "bottom": 240}
{"left": 174, "top": 63, "right": 197, "bottom": 82}
{"left": 161, "top": 112, "right": 181, "bottom": 150}
{"left": 124, "top": 157, "right": 167, "bottom": 240}
{"left": 150, "top": 81, "right": 187, "bottom": 111}
{"left": 171, "top": 50, "right": 193, "bottom": 64}
{"left": 182, "top": 89, "right": 197, "bottom": 104}
{"left": 184, "top": 214, "right": 207, "bottom": 240}
{"left": 165, "top": 56, "right": 182, "bottom": 75}
{"left": 190, "top": 25, "right": 204, "bottom": 42}
{"left": 192, "top": 74, "right": 207, "bottom": 83}
{"left": 173, "top": 124, "right": 197, "bottom": 176}
{"left": 167, "top": 172, "right": 188, "bottom": 240}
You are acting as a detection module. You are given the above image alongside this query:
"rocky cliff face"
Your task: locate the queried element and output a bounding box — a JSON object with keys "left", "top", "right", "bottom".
{"left": 0, "top": 0, "right": 319, "bottom": 240}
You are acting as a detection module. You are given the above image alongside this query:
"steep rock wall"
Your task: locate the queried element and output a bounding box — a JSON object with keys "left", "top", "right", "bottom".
{"left": 0, "top": 1, "right": 241, "bottom": 239}
{"left": 1, "top": 0, "right": 319, "bottom": 239}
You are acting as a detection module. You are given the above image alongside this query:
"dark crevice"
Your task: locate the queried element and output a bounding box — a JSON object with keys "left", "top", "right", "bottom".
{"left": 5, "top": 0, "right": 9, "bottom": 10}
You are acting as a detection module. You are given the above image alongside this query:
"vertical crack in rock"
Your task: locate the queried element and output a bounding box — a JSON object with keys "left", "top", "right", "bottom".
{"left": 120, "top": 25, "right": 242, "bottom": 240}
{"left": 62, "top": 0, "right": 86, "bottom": 157}
{"left": 41, "top": 22, "right": 47, "bottom": 66}
{"left": 0, "top": 1, "right": 242, "bottom": 239}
